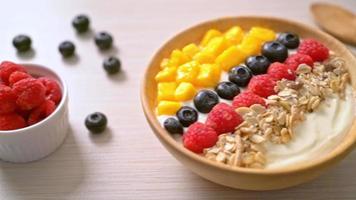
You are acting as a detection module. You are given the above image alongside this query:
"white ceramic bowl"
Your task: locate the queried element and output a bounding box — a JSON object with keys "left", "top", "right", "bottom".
{"left": 0, "top": 64, "right": 69, "bottom": 163}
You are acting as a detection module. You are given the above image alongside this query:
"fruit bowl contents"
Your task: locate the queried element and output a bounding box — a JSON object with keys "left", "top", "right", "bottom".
{"left": 153, "top": 26, "right": 353, "bottom": 169}
{"left": 0, "top": 61, "right": 62, "bottom": 131}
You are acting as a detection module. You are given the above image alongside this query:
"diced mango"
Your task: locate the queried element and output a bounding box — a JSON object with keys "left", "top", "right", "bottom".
{"left": 195, "top": 64, "right": 221, "bottom": 87}
{"left": 157, "top": 101, "right": 182, "bottom": 115}
{"left": 215, "top": 46, "right": 247, "bottom": 71}
{"left": 157, "top": 82, "right": 177, "bottom": 101}
{"left": 249, "top": 27, "right": 276, "bottom": 42}
{"left": 182, "top": 43, "right": 200, "bottom": 59}
{"left": 174, "top": 82, "right": 197, "bottom": 101}
{"left": 238, "top": 35, "right": 263, "bottom": 56}
{"left": 224, "top": 26, "right": 244, "bottom": 46}
{"left": 176, "top": 61, "right": 200, "bottom": 83}
{"left": 193, "top": 51, "right": 215, "bottom": 64}
{"left": 170, "top": 50, "right": 190, "bottom": 67}
{"left": 204, "top": 37, "right": 229, "bottom": 57}
{"left": 200, "top": 29, "right": 222, "bottom": 46}
{"left": 155, "top": 66, "right": 177, "bottom": 82}
{"left": 160, "top": 58, "right": 170, "bottom": 69}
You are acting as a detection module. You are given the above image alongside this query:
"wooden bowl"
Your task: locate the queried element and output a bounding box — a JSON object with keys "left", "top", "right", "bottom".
{"left": 141, "top": 16, "right": 356, "bottom": 190}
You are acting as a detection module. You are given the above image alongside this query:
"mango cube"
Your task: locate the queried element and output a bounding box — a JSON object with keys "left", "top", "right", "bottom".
{"left": 155, "top": 66, "right": 177, "bottom": 82}
{"left": 204, "top": 37, "right": 229, "bottom": 57}
{"left": 200, "top": 29, "right": 222, "bottom": 46}
{"left": 195, "top": 64, "right": 221, "bottom": 87}
{"left": 157, "top": 101, "right": 182, "bottom": 115}
{"left": 215, "top": 46, "right": 247, "bottom": 71}
{"left": 174, "top": 82, "right": 197, "bottom": 101}
{"left": 160, "top": 58, "right": 170, "bottom": 69}
{"left": 157, "top": 82, "right": 177, "bottom": 101}
{"left": 238, "top": 35, "right": 263, "bottom": 56}
{"left": 224, "top": 26, "right": 244, "bottom": 46}
{"left": 182, "top": 43, "right": 200, "bottom": 59}
{"left": 176, "top": 61, "right": 200, "bottom": 83}
{"left": 249, "top": 27, "right": 276, "bottom": 42}
{"left": 193, "top": 51, "right": 215, "bottom": 64}
{"left": 169, "top": 50, "right": 190, "bottom": 67}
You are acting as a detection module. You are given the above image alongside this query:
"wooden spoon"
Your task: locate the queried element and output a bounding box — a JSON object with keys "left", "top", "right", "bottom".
{"left": 311, "top": 2, "right": 356, "bottom": 46}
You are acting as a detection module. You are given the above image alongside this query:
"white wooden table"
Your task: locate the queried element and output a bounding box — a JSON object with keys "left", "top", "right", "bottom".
{"left": 0, "top": 0, "right": 355, "bottom": 199}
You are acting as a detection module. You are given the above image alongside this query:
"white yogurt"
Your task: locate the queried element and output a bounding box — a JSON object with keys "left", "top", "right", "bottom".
{"left": 265, "top": 85, "right": 355, "bottom": 169}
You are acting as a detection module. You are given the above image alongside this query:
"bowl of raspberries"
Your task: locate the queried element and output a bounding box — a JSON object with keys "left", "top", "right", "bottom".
{"left": 0, "top": 61, "right": 68, "bottom": 163}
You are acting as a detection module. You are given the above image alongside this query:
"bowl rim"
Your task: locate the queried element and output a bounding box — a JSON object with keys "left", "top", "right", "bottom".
{"left": 0, "top": 63, "right": 68, "bottom": 134}
{"left": 141, "top": 16, "right": 356, "bottom": 175}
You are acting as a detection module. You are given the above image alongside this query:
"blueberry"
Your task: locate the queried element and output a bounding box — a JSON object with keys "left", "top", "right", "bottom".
{"left": 262, "top": 41, "right": 288, "bottom": 62}
{"left": 215, "top": 82, "right": 240, "bottom": 100}
{"left": 59, "top": 41, "right": 75, "bottom": 57}
{"left": 103, "top": 56, "right": 121, "bottom": 74}
{"left": 72, "top": 14, "right": 90, "bottom": 33}
{"left": 228, "top": 66, "right": 252, "bottom": 87}
{"left": 176, "top": 106, "right": 198, "bottom": 127}
{"left": 95, "top": 32, "right": 113, "bottom": 50}
{"left": 245, "top": 55, "right": 270, "bottom": 75}
{"left": 12, "top": 35, "right": 32, "bottom": 52}
{"left": 193, "top": 90, "right": 219, "bottom": 113}
{"left": 85, "top": 112, "right": 107, "bottom": 133}
{"left": 163, "top": 117, "right": 183, "bottom": 134}
{"left": 277, "top": 32, "right": 300, "bottom": 49}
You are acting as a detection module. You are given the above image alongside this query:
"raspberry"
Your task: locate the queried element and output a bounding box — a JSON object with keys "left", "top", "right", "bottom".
{"left": 285, "top": 53, "right": 314, "bottom": 70}
{"left": 232, "top": 91, "right": 266, "bottom": 109}
{"left": 297, "top": 39, "right": 329, "bottom": 62}
{"left": 0, "top": 85, "right": 17, "bottom": 114}
{"left": 206, "top": 103, "right": 243, "bottom": 135}
{"left": 8, "top": 71, "right": 32, "bottom": 86}
{"left": 38, "top": 77, "right": 62, "bottom": 104}
{"left": 0, "top": 113, "right": 26, "bottom": 130}
{"left": 28, "top": 100, "right": 56, "bottom": 125}
{"left": 247, "top": 74, "right": 276, "bottom": 98}
{"left": 0, "top": 61, "right": 27, "bottom": 85}
{"left": 183, "top": 122, "right": 218, "bottom": 153}
{"left": 267, "top": 62, "right": 295, "bottom": 81}
{"left": 12, "top": 78, "right": 46, "bottom": 110}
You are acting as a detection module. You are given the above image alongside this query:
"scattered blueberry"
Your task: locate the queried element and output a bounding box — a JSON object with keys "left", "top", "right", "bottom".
{"left": 103, "top": 56, "right": 121, "bottom": 74}
{"left": 59, "top": 41, "right": 75, "bottom": 57}
{"left": 215, "top": 81, "right": 240, "bottom": 100}
{"left": 228, "top": 66, "right": 252, "bottom": 87}
{"left": 12, "top": 35, "right": 32, "bottom": 52}
{"left": 193, "top": 90, "right": 219, "bottom": 113}
{"left": 163, "top": 117, "right": 183, "bottom": 134}
{"left": 262, "top": 41, "right": 288, "bottom": 62}
{"left": 277, "top": 32, "right": 300, "bottom": 49}
{"left": 72, "top": 14, "right": 90, "bottom": 33}
{"left": 176, "top": 106, "right": 198, "bottom": 127}
{"left": 85, "top": 112, "right": 108, "bottom": 133}
{"left": 245, "top": 55, "right": 270, "bottom": 75}
{"left": 95, "top": 32, "right": 113, "bottom": 50}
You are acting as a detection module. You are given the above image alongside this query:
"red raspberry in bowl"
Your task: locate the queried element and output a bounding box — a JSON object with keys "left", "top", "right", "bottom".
{"left": 8, "top": 71, "right": 32, "bottom": 86}
{"left": 206, "top": 103, "right": 243, "bottom": 135}
{"left": 38, "top": 77, "right": 62, "bottom": 104}
{"left": 0, "top": 113, "right": 26, "bottom": 131}
{"left": 267, "top": 62, "right": 296, "bottom": 81}
{"left": 285, "top": 53, "right": 314, "bottom": 70}
{"left": 183, "top": 122, "right": 218, "bottom": 153}
{"left": 0, "top": 85, "right": 17, "bottom": 114}
{"left": 12, "top": 78, "right": 46, "bottom": 110}
{"left": 28, "top": 100, "right": 56, "bottom": 125}
{"left": 0, "top": 61, "right": 27, "bottom": 85}
{"left": 247, "top": 74, "right": 276, "bottom": 98}
{"left": 232, "top": 91, "right": 266, "bottom": 109}
{"left": 297, "top": 39, "right": 329, "bottom": 62}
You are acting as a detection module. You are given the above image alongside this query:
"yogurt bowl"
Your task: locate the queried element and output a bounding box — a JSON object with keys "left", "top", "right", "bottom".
{"left": 141, "top": 16, "right": 356, "bottom": 190}
{"left": 0, "top": 64, "right": 69, "bottom": 163}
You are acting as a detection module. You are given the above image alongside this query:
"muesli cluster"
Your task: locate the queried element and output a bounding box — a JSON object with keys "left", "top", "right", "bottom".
{"left": 203, "top": 55, "right": 350, "bottom": 168}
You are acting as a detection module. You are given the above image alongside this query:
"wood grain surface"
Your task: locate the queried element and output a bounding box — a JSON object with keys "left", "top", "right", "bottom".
{"left": 0, "top": 0, "right": 355, "bottom": 199}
